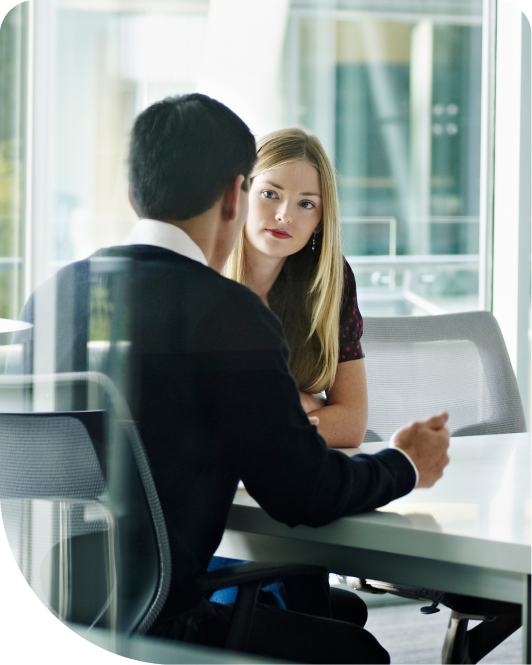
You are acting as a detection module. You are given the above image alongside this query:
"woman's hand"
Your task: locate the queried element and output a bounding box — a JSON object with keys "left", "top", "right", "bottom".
{"left": 299, "top": 391, "right": 326, "bottom": 414}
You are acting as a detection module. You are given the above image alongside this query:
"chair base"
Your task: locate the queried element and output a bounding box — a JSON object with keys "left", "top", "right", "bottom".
{"left": 442, "top": 612, "right": 474, "bottom": 664}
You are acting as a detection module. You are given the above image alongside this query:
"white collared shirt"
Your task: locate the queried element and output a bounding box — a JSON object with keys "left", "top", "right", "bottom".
{"left": 391, "top": 447, "right": 419, "bottom": 487}
{"left": 122, "top": 218, "right": 208, "bottom": 266}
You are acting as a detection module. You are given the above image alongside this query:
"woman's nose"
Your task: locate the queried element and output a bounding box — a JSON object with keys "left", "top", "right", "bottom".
{"left": 275, "top": 202, "right": 292, "bottom": 224}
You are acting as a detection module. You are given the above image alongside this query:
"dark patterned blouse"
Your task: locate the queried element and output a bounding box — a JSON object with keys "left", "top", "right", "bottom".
{"left": 339, "top": 257, "right": 364, "bottom": 362}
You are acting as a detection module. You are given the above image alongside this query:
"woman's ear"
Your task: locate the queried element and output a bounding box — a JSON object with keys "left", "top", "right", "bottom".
{"left": 314, "top": 220, "right": 323, "bottom": 234}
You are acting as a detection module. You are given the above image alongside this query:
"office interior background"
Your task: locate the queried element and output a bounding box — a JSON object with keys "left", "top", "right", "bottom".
{"left": 0, "top": 0, "right": 530, "bottom": 662}
{"left": 1, "top": 0, "right": 492, "bottom": 312}
{"left": 1, "top": 0, "right": 531, "bottom": 423}
{"left": 0, "top": 0, "right": 516, "bottom": 390}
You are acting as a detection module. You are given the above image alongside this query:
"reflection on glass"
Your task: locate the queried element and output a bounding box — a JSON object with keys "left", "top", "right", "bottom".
{"left": 0, "top": 1, "right": 488, "bottom": 318}
{"left": 54, "top": 7, "right": 210, "bottom": 262}
{"left": 291, "top": 7, "right": 483, "bottom": 315}
{"left": 0, "top": 3, "right": 26, "bottom": 320}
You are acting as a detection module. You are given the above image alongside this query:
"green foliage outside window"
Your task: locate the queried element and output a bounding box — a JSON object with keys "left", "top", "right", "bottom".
{"left": 0, "top": 4, "right": 26, "bottom": 320}
{"left": 89, "top": 286, "right": 114, "bottom": 342}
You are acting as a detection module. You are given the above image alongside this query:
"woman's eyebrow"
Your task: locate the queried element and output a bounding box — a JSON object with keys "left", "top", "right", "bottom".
{"left": 264, "top": 180, "right": 284, "bottom": 190}
{"left": 263, "top": 181, "right": 321, "bottom": 197}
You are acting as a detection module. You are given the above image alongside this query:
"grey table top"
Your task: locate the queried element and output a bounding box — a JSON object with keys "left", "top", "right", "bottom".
{"left": 225, "top": 433, "right": 531, "bottom": 575}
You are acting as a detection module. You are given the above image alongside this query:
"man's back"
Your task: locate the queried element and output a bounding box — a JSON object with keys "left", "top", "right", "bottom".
{"left": 9, "top": 93, "right": 450, "bottom": 662}
{"left": 18, "top": 242, "right": 416, "bottom": 620}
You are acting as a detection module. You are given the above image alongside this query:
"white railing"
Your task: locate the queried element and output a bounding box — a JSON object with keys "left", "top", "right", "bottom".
{"left": 341, "top": 216, "right": 397, "bottom": 257}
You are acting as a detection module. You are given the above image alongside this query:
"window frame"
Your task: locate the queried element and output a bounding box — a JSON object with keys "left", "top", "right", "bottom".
{"left": 491, "top": 0, "right": 531, "bottom": 427}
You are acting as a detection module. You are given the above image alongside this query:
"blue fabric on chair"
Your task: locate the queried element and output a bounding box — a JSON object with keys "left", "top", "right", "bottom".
{"left": 208, "top": 556, "right": 287, "bottom": 609}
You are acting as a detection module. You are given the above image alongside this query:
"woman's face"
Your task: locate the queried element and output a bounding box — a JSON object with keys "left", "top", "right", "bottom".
{"left": 244, "top": 159, "right": 323, "bottom": 260}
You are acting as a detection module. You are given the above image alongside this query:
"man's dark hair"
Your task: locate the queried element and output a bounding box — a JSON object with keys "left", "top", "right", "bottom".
{"left": 128, "top": 93, "right": 256, "bottom": 221}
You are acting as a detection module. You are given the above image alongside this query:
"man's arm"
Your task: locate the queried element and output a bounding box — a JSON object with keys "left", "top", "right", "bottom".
{"left": 200, "top": 287, "right": 449, "bottom": 528}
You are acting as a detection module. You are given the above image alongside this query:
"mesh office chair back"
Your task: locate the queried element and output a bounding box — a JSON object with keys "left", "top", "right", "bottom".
{"left": 355, "top": 311, "right": 525, "bottom": 663}
{"left": 362, "top": 311, "right": 526, "bottom": 443}
{"left": 0, "top": 371, "right": 171, "bottom": 636}
{"left": 0, "top": 409, "right": 115, "bottom": 628}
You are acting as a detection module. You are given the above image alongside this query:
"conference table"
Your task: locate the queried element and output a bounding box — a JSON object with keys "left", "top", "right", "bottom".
{"left": 0, "top": 318, "right": 32, "bottom": 345}
{"left": 215, "top": 433, "right": 531, "bottom": 663}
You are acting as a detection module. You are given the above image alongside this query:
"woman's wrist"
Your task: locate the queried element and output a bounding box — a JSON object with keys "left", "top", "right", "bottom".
{"left": 300, "top": 391, "right": 326, "bottom": 414}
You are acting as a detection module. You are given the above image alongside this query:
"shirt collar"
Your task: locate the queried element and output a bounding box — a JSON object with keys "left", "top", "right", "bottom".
{"left": 122, "top": 218, "right": 208, "bottom": 266}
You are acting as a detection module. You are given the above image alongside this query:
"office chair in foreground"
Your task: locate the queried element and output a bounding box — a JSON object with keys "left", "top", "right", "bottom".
{"left": 0, "top": 371, "right": 326, "bottom": 654}
{"left": 351, "top": 311, "right": 525, "bottom": 664}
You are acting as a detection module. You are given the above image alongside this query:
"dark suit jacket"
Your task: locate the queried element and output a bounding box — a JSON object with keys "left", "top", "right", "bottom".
{"left": 17, "top": 244, "right": 416, "bottom": 619}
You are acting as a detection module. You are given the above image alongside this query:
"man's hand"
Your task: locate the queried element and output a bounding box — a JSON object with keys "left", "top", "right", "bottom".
{"left": 389, "top": 412, "right": 450, "bottom": 488}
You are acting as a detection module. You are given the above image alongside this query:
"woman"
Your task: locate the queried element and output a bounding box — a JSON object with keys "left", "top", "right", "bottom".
{"left": 224, "top": 127, "right": 367, "bottom": 448}
{"left": 209, "top": 129, "right": 369, "bottom": 624}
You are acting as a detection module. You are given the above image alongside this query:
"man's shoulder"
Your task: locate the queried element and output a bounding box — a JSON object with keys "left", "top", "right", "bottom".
{"left": 51, "top": 246, "right": 257, "bottom": 304}
{"left": 194, "top": 269, "right": 285, "bottom": 350}
{"left": 39, "top": 246, "right": 285, "bottom": 349}
{"left": 96, "top": 244, "right": 282, "bottom": 336}
{"left": 90, "top": 245, "right": 220, "bottom": 293}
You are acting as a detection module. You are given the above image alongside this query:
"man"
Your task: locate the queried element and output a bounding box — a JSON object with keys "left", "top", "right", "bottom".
{"left": 20, "top": 94, "right": 449, "bottom": 663}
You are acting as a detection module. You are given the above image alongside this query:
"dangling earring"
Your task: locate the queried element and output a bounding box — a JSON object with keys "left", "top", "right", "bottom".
{"left": 312, "top": 233, "right": 316, "bottom": 251}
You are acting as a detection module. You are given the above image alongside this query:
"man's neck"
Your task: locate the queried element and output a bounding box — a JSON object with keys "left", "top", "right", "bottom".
{"left": 156, "top": 177, "right": 246, "bottom": 274}
{"left": 165, "top": 206, "right": 223, "bottom": 271}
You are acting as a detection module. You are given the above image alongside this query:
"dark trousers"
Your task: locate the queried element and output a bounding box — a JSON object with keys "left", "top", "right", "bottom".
{"left": 150, "top": 588, "right": 389, "bottom": 664}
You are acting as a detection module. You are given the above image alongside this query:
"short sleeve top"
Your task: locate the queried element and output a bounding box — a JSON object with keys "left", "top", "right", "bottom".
{"left": 339, "top": 257, "right": 364, "bottom": 362}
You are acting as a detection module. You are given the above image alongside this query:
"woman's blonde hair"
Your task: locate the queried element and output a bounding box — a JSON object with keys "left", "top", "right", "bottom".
{"left": 223, "top": 127, "right": 344, "bottom": 393}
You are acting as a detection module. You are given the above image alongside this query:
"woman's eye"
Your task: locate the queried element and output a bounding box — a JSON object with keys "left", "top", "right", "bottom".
{"left": 262, "top": 190, "right": 277, "bottom": 199}
{"left": 300, "top": 201, "right": 314, "bottom": 209}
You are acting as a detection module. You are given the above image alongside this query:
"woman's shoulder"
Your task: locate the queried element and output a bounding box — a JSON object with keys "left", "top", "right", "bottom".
{"left": 341, "top": 256, "right": 357, "bottom": 295}
{"left": 339, "top": 257, "right": 364, "bottom": 361}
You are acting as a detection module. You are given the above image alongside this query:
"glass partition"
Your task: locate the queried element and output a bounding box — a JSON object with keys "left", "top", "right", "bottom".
{"left": 0, "top": 0, "right": 529, "bottom": 661}
{"left": 53, "top": 5, "right": 211, "bottom": 266}
{"left": 287, "top": 1, "right": 484, "bottom": 315}
{"left": 0, "top": 2, "right": 27, "bottom": 323}
{"left": 0, "top": 0, "right": 500, "bottom": 618}
{"left": 0, "top": 0, "right": 488, "bottom": 318}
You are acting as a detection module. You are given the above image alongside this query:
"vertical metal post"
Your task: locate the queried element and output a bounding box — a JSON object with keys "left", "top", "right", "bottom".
{"left": 523, "top": 575, "right": 532, "bottom": 665}
{"left": 287, "top": 14, "right": 300, "bottom": 128}
{"left": 492, "top": 2, "right": 531, "bottom": 427}
{"left": 479, "top": 0, "right": 497, "bottom": 312}
{"left": 28, "top": 0, "right": 55, "bottom": 295}
{"left": 312, "top": 15, "right": 336, "bottom": 165}
{"left": 409, "top": 19, "right": 434, "bottom": 255}
{"left": 0, "top": 510, "right": 3, "bottom": 665}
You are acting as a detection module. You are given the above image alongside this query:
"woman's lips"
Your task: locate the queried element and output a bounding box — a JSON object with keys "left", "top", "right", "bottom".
{"left": 266, "top": 229, "right": 292, "bottom": 239}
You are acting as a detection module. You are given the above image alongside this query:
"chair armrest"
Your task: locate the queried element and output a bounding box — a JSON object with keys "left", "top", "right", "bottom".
{"left": 196, "top": 561, "right": 327, "bottom": 595}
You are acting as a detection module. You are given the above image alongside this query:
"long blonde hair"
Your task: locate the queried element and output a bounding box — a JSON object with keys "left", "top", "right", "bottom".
{"left": 224, "top": 127, "right": 344, "bottom": 394}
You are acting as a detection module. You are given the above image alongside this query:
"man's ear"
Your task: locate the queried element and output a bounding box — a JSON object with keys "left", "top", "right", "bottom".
{"left": 221, "top": 175, "right": 245, "bottom": 222}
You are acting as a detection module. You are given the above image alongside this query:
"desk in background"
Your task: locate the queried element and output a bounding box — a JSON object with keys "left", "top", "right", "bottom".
{"left": 216, "top": 433, "right": 531, "bottom": 663}
{"left": 0, "top": 318, "right": 32, "bottom": 345}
